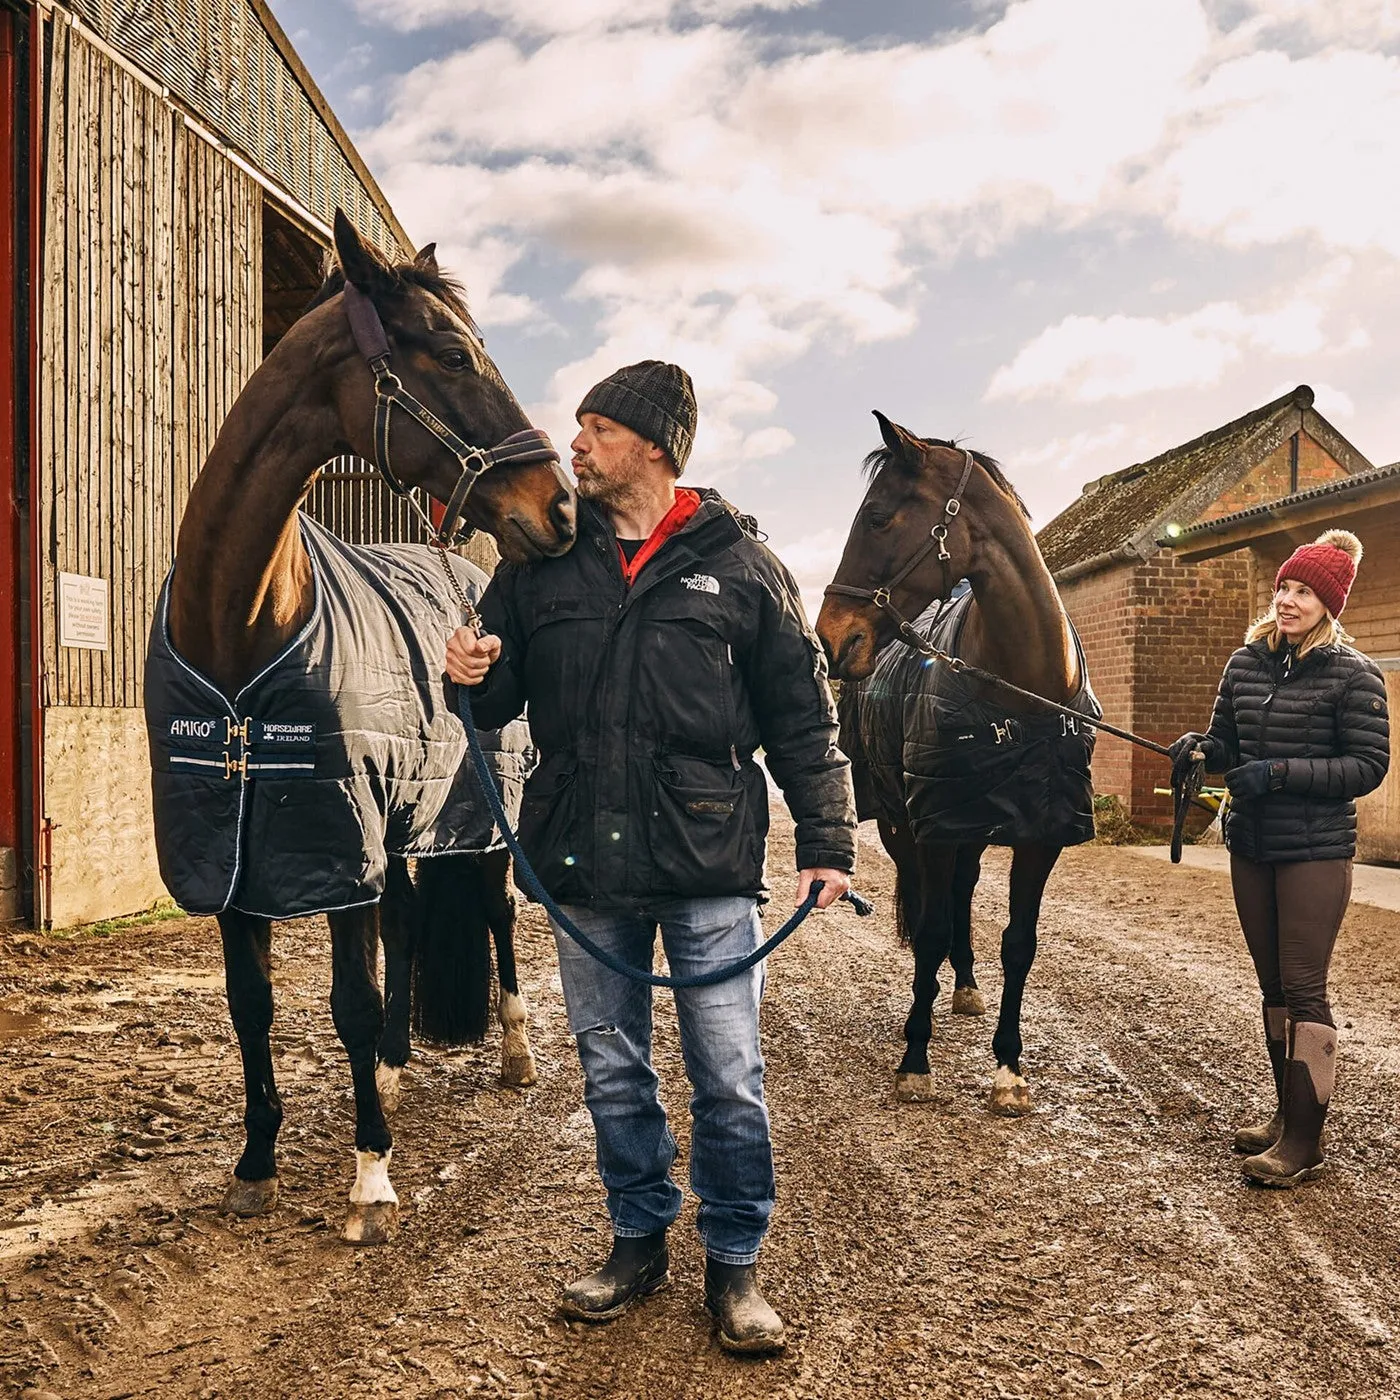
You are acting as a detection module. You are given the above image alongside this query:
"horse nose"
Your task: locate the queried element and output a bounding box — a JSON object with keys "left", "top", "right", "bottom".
{"left": 550, "top": 488, "right": 577, "bottom": 544}
{"left": 835, "top": 630, "right": 866, "bottom": 678}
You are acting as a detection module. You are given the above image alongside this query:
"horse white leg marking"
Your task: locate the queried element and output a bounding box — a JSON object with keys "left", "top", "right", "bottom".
{"left": 498, "top": 989, "right": 539, "bottom": 1088}
{"left": 342, "top": 1148, "right": 399, "bottom": 1246}
{"left": 989, "top": 1063, "right": 1033, "bottom": 1117}
{"left": 375, "top": 1062, "right": 403, "bottom": 1116}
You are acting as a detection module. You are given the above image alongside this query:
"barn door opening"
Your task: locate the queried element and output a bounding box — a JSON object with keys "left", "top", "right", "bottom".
{"left": 0, "top": 9, "right": 29, "bottom": 922}
{"left": 262, "top": 201, "right": 324, "bottom": 356}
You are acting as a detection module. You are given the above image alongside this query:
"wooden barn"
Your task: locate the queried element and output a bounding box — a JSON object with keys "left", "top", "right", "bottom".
{"left": 0, "top": 0, "right": 472, "bottom": 927}
{"left": 1036, "top": 386, "right": 1377, "bottom": 829}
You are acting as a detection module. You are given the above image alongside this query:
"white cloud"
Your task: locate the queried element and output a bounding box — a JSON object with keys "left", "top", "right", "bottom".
{"left": 351, "top": 0, "right": 817, "bottom": 36}
{"left": 984, "top": 281, "right": 1369, "bottom": 404}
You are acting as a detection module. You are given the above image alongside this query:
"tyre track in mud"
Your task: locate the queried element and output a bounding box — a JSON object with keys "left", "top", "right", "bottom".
{"left": 2, "top": 818, "right": 1400, "bottom": 1398}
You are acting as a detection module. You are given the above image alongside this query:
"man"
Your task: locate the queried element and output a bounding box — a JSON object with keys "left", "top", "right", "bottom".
{"left": 446, "top": 360, "right": 855, "bottom": 1355}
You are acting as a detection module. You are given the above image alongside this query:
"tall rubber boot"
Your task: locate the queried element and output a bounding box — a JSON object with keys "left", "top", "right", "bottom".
{"left": 1243, "top": 1021, "right": 1337, "bottom": 1188}
{"left": 1233, "top": 1004, "right": 1287, "bottom": 1153}
{"left": 560, "top": 1231, "right": 669, "bottom": 1321}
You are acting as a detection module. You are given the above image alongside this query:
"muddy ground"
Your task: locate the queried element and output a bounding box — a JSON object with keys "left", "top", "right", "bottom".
{"left": 3, "top": 815, "right": 1400, "bottom": 1400}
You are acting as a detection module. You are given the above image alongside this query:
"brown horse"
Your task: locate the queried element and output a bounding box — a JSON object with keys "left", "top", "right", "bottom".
{"left": 817, "top": 414, "right": 1095, "bottom": 1115}
{"left": 165, "top": 212, "right": 575, "bottom": 1242}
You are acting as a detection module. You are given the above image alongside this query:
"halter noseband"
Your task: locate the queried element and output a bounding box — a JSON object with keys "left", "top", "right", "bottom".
{"left": 338, "top": 279, "right": 559, "bottom": 551}
{"left": 823, "top": 448, "right": 976, "bottom": 652}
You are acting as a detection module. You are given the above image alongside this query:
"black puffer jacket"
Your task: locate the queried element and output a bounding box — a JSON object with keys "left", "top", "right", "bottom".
{"left": 1203, "top": 639, "right": 1389, "bottom": 862}
{"left": 468, "top": 492, "right": 856, "bottom": 906}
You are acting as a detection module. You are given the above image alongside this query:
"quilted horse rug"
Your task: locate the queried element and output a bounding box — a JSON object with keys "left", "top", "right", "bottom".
{"left": 841, "top": 591, "right": 1101, "bottom": 848}
{"left": 145, "top": 514, "right": 527, "bottom": 918}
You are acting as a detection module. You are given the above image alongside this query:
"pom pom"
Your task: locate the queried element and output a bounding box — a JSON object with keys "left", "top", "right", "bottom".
{"left": 1314, "top": 528, "right": 1362, "bottom": 563}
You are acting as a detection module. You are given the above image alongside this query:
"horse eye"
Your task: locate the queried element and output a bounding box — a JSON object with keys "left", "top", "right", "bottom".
{"left": 865, "top": 509, "right": 893, "bottom": 530}
{"left": 439, "top": 348, "right": 471, "bottom": 371}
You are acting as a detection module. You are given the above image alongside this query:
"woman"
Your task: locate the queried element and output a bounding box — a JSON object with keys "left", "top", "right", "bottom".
{"left": 1170, "top": 529, "right": 1389, "bottom": 1187}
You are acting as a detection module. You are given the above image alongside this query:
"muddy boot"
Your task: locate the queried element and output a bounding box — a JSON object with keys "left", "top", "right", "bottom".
{"left": 560, "top": 1231, "right": 669, "bottom": 1322}
{"left": 704, "top": 1258, "right": 786, "bottom": 1355}
{"left": 1243, "top": 1021, "right": 1337, "bottom": 1188}
{"left": 1233, "top": 1004, "right": 1287, "bottom": 1154}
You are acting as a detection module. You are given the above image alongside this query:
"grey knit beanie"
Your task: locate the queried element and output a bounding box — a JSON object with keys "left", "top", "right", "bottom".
{"left": 576, "top": 360, "right": 697, "bottom": 474}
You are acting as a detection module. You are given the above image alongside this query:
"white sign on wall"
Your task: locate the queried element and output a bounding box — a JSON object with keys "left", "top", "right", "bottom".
{"left": 58, "top": 573, "right": 109, "bottom": 651}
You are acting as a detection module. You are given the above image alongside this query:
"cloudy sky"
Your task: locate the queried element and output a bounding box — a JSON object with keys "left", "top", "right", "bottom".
{"left": 270, "top": 0, "right": 1400, "bottom": 610}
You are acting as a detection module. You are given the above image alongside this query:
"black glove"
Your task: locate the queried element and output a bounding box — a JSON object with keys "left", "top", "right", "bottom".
{"left": 1168, "top": 732, "right": 1211, "bottom": 785}
{"left": 1224, "top": 760, "right": 1287, "bottom": 799}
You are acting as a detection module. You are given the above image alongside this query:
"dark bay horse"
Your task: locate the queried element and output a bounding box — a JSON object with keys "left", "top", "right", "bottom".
{"left": 816, "top": 414, "right": 1096, "bottom": 1115}
{"left": 161, "top": 212, "right": 575, "bottom": 1242}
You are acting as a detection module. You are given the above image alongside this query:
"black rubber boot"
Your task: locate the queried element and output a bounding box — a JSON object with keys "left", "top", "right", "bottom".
{"left": 560, "top": 1232, "right": 670, "bottom": 1322}
{"left": 704, "top": 1258, "right": 786, "bottom": 1355}
{"left": 1233, "top": 1004, "right": 1287, "bottom": 1154}
{"left": 1243, "top": 1021, "right": 1336, "bottom": 1188}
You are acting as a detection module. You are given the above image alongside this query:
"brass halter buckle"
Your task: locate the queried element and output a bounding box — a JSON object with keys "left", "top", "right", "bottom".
{"left": 872, "top": 587, "right": 892, "bottom": 609}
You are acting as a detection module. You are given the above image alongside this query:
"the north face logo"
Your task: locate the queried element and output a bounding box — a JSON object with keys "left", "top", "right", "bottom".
{"left": 682, "top": 574, "right": 719, "bottom": 594}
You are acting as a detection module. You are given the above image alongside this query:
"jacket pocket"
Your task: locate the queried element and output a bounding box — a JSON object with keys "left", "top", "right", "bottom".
{"left": 649, "top": 754, "right": 760, "bottom": 895}
{"left": 517, "top": 755, "right": 580, "bottom": 892}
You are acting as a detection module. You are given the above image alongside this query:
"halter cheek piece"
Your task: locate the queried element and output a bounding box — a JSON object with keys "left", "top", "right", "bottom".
{"left": 823, "top": 448, "right": 977, "bottom": 657}
{"left": 338, "top": 280, "right": 559, "bottom": 570}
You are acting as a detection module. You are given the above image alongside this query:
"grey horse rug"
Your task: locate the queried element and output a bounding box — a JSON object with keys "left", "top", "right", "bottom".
{"left": 144, "top": 514, "right": 528, "bottom": 918}
{"left": 841, "top": 591, "right": 1101, "bottom": 847}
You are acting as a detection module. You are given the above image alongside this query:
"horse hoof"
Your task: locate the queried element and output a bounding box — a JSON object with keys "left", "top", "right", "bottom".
{"left": 342, "top": 1201, "right": 398, "bottom": 1246}
{"left": 989, "top": 1068, "right": 1034, "bottom": 1117}
{"left": 375, "top": 1062, "right": 403, "bottom": 1116}
{"left": 500, "top": 1048, "right": 538, "bottom": 1089}
{"left": 222, "top": 1175, "right": 279, "bottom": 1217}
{"left": 895, "top": 1073, "right": 936, "bottom": 1102}
{"left": 952, "top": 987, "right": 987, "bottom": 1016}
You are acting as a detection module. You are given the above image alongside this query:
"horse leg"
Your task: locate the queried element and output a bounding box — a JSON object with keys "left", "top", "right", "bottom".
{"left": 989, "top": 843, "right": 1061, "bottom": 1117}
{"left": 950, "top": 843, "right": 987, "bottom": 1016}
{"left": 882, "top": 823, "right": 956, "bottom": 1102}
{"left": 481, "top": 849, "right": 537, "bottom": 1088}
{"left": 218, "top": 911, "right": 283, "bottom": 1217}
{"left": 375, "top": 857, "right": 415, "bottom": 1115}
{"left": 329, "top": 905, "right": 398, "bottom": 1245}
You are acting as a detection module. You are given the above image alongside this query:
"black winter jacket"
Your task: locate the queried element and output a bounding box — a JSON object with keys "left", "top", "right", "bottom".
{"left": 468, "top": 492, "right": 857, "bottom": 906}
{"left": 1203, "top": 639, "right": 1389, "bottom": 863}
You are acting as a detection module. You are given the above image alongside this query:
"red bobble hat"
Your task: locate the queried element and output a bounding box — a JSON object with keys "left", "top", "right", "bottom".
{"left": 1275, "top": 528, "right": 1362, "bottom": 618}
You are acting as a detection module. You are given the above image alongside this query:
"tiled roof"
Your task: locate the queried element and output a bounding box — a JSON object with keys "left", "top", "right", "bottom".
{"left": 1167, "top": 460, "right": 1400, "bottom": 544}
{"left": 1037, "top": 385, "right": 1317, "bottom": 577}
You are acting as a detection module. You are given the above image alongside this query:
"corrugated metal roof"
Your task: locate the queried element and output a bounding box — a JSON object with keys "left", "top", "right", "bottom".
{"left": 1037, "top": 385, "right": 1316, "bottom": 577}
{"left": 1167, "top": 460, "right": 1400, "bottom": 544}
{"left": 57, "top": 0, "right": 410, "bottom": 256}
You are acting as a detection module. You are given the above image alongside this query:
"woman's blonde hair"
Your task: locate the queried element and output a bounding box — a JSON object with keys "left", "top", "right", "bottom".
{"left": 1245, "top": 610, "right": 1350, "bottom": 659}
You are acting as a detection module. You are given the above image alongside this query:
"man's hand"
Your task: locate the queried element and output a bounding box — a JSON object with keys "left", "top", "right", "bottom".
{"left": 796, "top": 867, "right": 852, "bottom": 911}
{"left": 445, "top": 627, "right": 501, "bottom": 687}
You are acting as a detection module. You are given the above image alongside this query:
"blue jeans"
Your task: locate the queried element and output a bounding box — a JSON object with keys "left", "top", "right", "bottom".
{"left": 550, "top": 896, "right": 775, "bottom": 1265}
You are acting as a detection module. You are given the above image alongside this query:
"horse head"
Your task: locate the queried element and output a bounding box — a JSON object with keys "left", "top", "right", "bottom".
{"left": 313, "top": 212, "right": 576, "bottom": 563}
{"left": 817, "top": 411, "right": 1026, "bottom": 680}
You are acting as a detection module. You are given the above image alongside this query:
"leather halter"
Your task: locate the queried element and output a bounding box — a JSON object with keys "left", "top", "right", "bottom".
{"left": 339, "top": 279, "right": 559, "bottom": 551}
{"left": 823, "top": 447, "right": 977, "bottom": 652}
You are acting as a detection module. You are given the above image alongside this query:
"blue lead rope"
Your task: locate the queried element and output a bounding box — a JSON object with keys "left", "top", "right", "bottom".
{"left": 455, "top": 692, "right": 873, "bottom": 989}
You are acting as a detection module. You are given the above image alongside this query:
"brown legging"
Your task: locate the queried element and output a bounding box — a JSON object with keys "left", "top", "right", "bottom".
{"left": 1229, "top": 854, "right": 1353, "bottom": 1027}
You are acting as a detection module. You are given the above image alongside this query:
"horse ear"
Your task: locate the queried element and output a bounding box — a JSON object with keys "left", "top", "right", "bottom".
{"left": 334, "top": 209, "right": 393, "bottom": 295}
{"left": 872, "top": 410, "right": 916, "bottom": 464}
{"left": 414, "top": 242, "right": 439, "bottom": 275}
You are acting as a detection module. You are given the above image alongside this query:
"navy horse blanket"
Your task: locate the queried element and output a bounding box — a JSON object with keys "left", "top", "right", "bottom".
{"left": 840, "top": 592, "right": 1100, "bottom": 847}
{"left": 144, "top": 515, "right": 527, "bottom": 918}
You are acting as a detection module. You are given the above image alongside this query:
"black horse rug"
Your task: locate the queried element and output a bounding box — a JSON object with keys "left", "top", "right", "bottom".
{"left": 145, "top": 515, "right": 527, "bottom": 918}
{"left": 841, "top": 592, "right": 1100, "bottom": 847}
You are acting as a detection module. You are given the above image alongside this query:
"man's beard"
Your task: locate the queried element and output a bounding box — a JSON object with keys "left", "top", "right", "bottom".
{"left": 574, "top": 447, "right": 648, "bottom": 510}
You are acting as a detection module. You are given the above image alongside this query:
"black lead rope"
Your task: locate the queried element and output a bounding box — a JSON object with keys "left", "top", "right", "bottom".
{"left": 455, "top": 691, "right": 874, "bottom": 989}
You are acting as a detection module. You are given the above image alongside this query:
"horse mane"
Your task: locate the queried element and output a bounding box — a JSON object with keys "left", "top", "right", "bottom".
{"left": 862, "top": 437, "right": 1030, "bottom": 520}
{"left": 306, "top": 257, "right": 484, "bottom": 343}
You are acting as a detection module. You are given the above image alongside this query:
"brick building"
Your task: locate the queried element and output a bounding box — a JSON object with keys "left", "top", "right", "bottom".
{"left": 1169, "top": 465, "right": 1400, "bottom": 861}
{"left": 1036, "top": 386, "right": 1374, "bottom": 825}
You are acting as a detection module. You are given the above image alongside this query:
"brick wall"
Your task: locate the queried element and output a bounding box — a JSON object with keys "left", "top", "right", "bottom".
{"left": 1197, "top": 432, "right": 1349, "bottom": 523}
{"left": 1060, "top": 550, "right": 1252, "bottom": 825}
{"left": 1059, "top": 564, "right": 1137, "bottom": 806}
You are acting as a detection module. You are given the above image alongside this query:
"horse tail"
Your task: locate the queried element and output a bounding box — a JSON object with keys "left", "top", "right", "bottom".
{"left": 411, "top": 853, "right": 493, "bottom": 1045}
